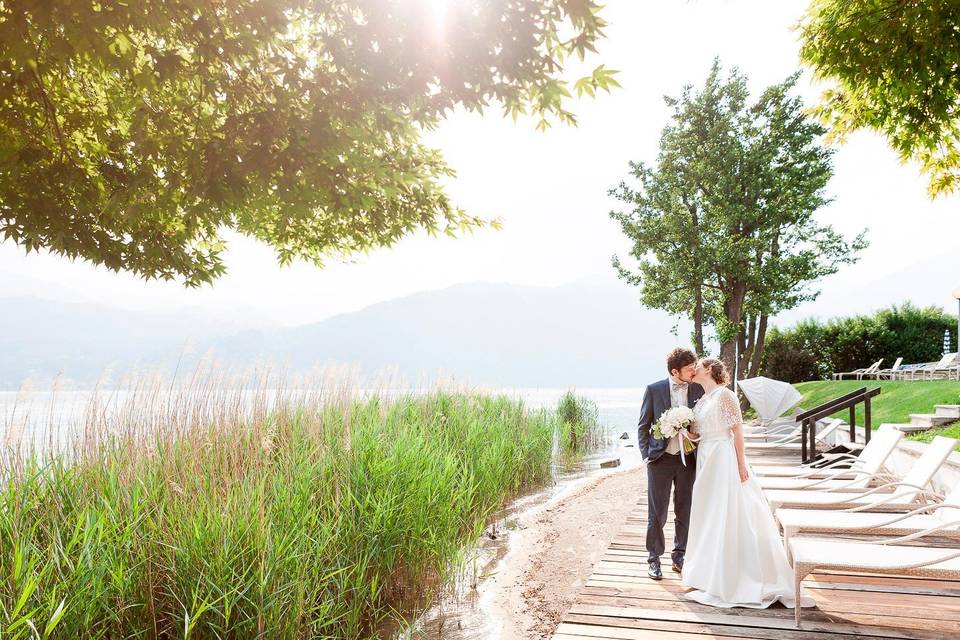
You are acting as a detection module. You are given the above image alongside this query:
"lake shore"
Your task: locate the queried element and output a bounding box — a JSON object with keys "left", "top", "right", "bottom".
{"left": 482, "top": 453, "right": 645, "bottom": 639}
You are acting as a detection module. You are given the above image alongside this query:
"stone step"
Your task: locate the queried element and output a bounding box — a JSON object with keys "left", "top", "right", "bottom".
{"left": 888, "top": 423, "right": 930, "bottom": 434}
{"left": 935, "top": 404, "right": 960, "bottom": 418}
{"left": 909, "top": 413, "right": 957, "bottom": 428}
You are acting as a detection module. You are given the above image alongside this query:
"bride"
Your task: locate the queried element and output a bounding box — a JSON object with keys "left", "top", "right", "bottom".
{"left": 682, "top": 357, "right": 814, "bottom": 609}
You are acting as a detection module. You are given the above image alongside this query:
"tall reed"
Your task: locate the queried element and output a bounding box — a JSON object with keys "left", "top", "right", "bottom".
{"left": 0, "top": 370, "right": 555, "bottom": 639}
{"left": 556, "top": 390, "right": 605, "bottom": 453}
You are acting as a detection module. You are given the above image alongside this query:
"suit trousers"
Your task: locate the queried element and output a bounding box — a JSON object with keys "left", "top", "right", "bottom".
{"left": 645, "top": 450, "right": 696, "bottom": 564}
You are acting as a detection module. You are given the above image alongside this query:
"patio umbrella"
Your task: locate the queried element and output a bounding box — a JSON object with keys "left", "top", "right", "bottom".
{"left": 738, "top": 376, "right": 802, "bottom": 422}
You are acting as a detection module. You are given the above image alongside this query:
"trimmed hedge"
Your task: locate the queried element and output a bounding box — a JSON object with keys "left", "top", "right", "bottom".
{"left": 763, "top": 304, "right": 957, "bottom": 382}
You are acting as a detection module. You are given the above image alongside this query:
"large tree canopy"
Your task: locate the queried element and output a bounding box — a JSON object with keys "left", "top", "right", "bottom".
{"left": 799, "top": 0, "right": 960, "bottom": 197}
{"left": 0, "top": 0, "right": 617, "bottom": 285}
{"left": 611, "top": 61, "right": 867, "bottom": 379}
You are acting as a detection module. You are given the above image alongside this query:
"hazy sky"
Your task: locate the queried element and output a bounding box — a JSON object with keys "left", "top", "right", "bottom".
{"left": 3, "top": 0, "right": 959, "bottom": 327}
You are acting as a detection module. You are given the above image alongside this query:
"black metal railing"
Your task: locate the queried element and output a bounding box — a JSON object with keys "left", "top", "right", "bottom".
{"left": 795, "top": 387, "right": 882, "bottom": 463}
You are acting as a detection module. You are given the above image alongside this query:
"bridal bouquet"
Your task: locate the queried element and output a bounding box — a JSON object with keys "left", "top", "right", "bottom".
{"left": 653, "top": 406, "right": 698, "bottom": 456}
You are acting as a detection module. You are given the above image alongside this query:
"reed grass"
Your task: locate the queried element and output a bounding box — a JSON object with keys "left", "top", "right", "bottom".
{"left": 0, "top": 370, "right": 557, "bottom": 639}
{"left": 556, "top": 390, "right": 605, "bottom": 453}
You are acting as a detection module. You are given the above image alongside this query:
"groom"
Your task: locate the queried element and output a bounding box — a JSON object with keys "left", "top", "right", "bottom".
{"left": 638, "top": 347, "right": 704, "bottom": 580}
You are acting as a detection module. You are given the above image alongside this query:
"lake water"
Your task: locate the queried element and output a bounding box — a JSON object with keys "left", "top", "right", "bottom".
{"left": 0, "top": 386, "right": 645, "bottom": 451}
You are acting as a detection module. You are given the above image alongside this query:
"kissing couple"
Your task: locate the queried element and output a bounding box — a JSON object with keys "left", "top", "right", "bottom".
{"left": 638, "top": 347, "right": 812, "bottom": 609}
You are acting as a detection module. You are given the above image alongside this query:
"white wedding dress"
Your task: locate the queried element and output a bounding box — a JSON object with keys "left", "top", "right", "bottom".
{"left": 682, "top": 386, "right": 813, "bottom": 609}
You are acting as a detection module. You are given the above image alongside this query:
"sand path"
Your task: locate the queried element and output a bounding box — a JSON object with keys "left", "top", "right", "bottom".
{"left": 482, "top": 457, "right": 645, "bottom": 638}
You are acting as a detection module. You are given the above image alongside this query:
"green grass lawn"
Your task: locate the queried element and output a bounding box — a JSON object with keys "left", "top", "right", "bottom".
{"left": 792, "top": 380, "right": 960, "bottom": 428}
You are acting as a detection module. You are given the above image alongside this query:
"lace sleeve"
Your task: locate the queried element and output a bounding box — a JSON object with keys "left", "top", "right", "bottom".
{"left": 718, "top": 389, "right": 743, "bottom": 430}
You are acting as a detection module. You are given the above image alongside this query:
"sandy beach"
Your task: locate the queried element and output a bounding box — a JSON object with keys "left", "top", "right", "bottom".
{"left": 483, "top": 457, "right": 646, "bottom": 639}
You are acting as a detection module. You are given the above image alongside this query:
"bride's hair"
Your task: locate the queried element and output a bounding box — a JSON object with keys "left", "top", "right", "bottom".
{"left": 699, "top": 358, "right": 730, "bottom": 386}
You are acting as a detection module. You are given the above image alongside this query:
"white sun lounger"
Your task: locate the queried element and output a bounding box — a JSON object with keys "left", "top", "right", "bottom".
{"left": 764, "top": 436, "right": 957, "bottom": 511}
{"left": 873, "top": 357, "right": 904, "bottom": 380}
{"left": 755, "top": 429, "right": 905, "bottom": 491}
{"left": 904, "top": 352, "right": 958, "bottom": 380}
{"left": 777, "top": 482, "right": 960, "bottom": 550}
{"left": 745, "top": 418, "right": 844, "bottom": 451}
{"left": 832, "top": 359, "right": 882, "bottom": 380}
{"left": 752, "top": 426, "right": 903, "bottom": 479}
{"left": 790, "top": 535, "right": 960, "bottom": 624}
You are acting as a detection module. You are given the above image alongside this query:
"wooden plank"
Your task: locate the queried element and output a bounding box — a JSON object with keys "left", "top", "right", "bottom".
{"left": 579, "top": 585, "right": 960, "bottom": 616}
{"left": 567, "top": 604, "right": 949, "bottom": 640}
{"left": 576, "top": 588, "right": 960, "bottom": 622}
{"left": 556, "top": 623, "right": 734, "bottom": 639}
{"left": 803, "top": 578, "right": 960, "bottom": 597}
{"left": 560, "top": 617, "right": 896, "bottom": 640}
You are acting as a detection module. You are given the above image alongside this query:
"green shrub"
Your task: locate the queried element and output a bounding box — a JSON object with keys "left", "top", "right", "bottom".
{"left": 763, "top": 303, "right": 957, "bottom": 381}
{"left": 762, "top": 342, "right": 820, "bottom": 383}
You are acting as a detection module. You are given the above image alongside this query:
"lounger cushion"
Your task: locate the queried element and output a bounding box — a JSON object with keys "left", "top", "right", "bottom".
{"left": 790, "top": 538, "right": 960, "bottom": 572}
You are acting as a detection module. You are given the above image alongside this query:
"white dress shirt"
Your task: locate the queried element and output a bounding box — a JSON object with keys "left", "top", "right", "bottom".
{"left": 665, "top": 377, "right": 688, "bottom": 455}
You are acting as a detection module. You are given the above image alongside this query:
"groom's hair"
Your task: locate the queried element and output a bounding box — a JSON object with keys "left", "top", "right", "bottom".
{"left": 666, "top": 347, "right": 697, "bottom": 375}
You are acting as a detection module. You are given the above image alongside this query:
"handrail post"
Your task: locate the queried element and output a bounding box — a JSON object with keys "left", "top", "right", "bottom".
{"left": 789, "top": 387, "right": 881, "bottom": 463}
{"left": 864, "top": 395, "right": 872, "bottom": 443}
{"left": 801, "top": 418, "right": 808, "bottom": 463}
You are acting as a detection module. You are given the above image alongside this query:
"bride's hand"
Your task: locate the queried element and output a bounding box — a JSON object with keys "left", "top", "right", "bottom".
{"left": 738, "top": 465, "right": 749, "bottom": 483}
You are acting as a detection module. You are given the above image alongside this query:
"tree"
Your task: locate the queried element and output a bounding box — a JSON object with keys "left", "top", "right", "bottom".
{"left": 799, "top": 0, "right": 960, "bottom": 196}
{"left": 610, "top": 61, "right": 867, "bottom": 379}
{"left": 0, "top": 0, "right": 618, "bottom": 285}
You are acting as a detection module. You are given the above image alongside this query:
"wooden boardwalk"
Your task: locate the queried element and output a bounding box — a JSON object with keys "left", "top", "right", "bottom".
{"left": 550, "top": 450, "right": 960, "bottom": 640}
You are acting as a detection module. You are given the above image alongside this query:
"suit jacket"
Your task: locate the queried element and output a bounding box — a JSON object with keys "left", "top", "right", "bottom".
{"left": 638, "top": 378, "right": 704, "bottom": 462}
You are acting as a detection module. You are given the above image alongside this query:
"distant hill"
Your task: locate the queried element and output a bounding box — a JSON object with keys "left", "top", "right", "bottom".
{"left": 214, "top": 281, "right": 689, "bottom": 387}
{"left": 0, "top": 282, "right": 689, "bottom": 388}
{"left": 0, "top": 297, "right": 261, "bottom": 388}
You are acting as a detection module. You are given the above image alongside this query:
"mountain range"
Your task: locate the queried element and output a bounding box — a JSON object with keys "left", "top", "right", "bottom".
{"left": 0, "top": 281, "right": 688, "bottom": 389}
{"left": 5, "top": 249, "right": 957, "bottom": 390}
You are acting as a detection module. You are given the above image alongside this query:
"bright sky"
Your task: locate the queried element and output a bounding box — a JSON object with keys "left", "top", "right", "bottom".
{"left": 2, "top": 0, "right": 959, "bottom": 327}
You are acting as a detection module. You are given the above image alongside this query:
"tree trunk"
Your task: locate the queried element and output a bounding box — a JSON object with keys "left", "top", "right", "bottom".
{"left": 739, "top": 313, "right": 757, "bottom": 377}
{"left": 718, "top": 281, "right": 747, "bottom": 382}
{"left": 748, "top": 313, "right": 769, "bottom": 378}
{"left": 693, "top": 286, "right": 705, "bottom": 354}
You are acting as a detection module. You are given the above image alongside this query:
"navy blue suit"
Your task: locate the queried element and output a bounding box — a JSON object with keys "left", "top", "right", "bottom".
{"left": 638, "top": 378, "right": 704, "bottom": 565}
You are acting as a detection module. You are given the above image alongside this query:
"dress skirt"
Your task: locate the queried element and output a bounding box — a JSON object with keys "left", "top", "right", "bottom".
{"left": 681, "top": 437, "right": 814, "bottom": 609}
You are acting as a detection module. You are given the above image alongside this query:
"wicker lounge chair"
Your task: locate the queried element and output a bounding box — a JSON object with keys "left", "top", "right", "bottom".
{"left": 790, "top": 533, "right": 960, "bottom": 625}
{"left": 752, "top": 426, "right": 903, "bottom": 479}
{"left": 777, "top": 483, "right": 960, "bottom": 550}
{"left": 764, "top": 436, "right": 958, "bottom": 511}
{"left": 744, "top": 418, "right": 844, "bottom": 452}
{"left": 755, "top": 428, "right": 904, "bottom": 490}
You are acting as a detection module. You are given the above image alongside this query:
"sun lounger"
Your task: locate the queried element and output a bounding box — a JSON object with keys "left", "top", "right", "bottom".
{"left": 832, "top": 359, "right": 882, "bottom": 381}
{"left": 755, "top": 427, "right": 903, "bottom": 490}
{"left": 872, "top": 356, "right": 904, "bottom": 380}
{"left": 777, "top": 483, "right": 960, "bottom": 550}
{"left": 752, "top": 425, "right": 903, "bottom": 479}
{"left": 764, "top": 436, "right": 957, "bottom": 511}
{"left": 745, "top": 418, "right": 844, "bottom": 451}
{"left": 904, "top": 352, "right": 958, "bottom": 380}
{"left": 790, "top": 535, "right": 960, "bottom": 624}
